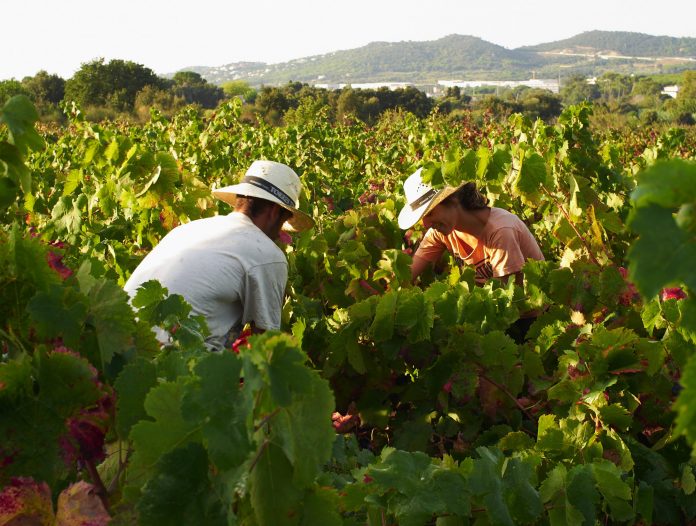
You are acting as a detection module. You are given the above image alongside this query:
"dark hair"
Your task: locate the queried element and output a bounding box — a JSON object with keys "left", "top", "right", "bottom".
{"left": 444, "top": 182, "right": 489, "bottom": 210}
{"left": 235, "top": 195, "right": 275, "bottom": 217}
{"left": 235, "top": 195, "right": 293, "bottom": 221}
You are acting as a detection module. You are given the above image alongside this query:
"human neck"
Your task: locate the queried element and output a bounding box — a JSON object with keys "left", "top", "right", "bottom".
{"left": 455, "top": 207, "right": 490, "bottom": 238}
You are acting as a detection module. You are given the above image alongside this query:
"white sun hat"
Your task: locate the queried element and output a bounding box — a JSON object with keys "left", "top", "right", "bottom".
{"left": 397, "top": 168, "right": 461, "bottom": 229}
{"left": 213, "top": 160, "right": 315, "bottom": 232}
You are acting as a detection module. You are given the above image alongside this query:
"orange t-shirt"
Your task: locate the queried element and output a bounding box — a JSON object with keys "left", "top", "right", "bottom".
{"left": 414, "top": 207, "right": 544, "bottom": 285}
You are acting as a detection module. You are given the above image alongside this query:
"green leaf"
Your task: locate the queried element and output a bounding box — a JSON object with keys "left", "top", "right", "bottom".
{"left": 682, "top": 465, "right": 696, "bottom": 495}
{"left": 87, "top": 279, "right": 137, "bottom": 367}
{"left": 539, "top": 464, "right": 566, "bottom": 503}
{"left": 51, "top": 196, "right": 84, "bottom": 235}
{"left": 249, "top": 443, "right": 303, "bottom": 526}
{"left": 137, "top": 443, "right": 225, "bottom": 526}
{"left": 299, "top": 487, "right": 343, "bottom": 526}
{"left": 599, "top": 404, "right": 632, "bottom": 431}
{"left": 369, "top": 290, "right": 398, "bottom": 342}
{"left": 128, "top": 379, "right": 202, "bottom": 485}
{"left": 27, "top": 284, "right": 89, "bottom": 349}
{"left": 62, "top": 169, "right": 83, "bottom": 197}
{"left": 631, "top": 159, "right": 696, "bottom": 208}
{"left": 502, "top": 458, "right": 543, "bottom": 524}
{"left": 38, "top": 350, "right": 101, "bottom": 413}
{"left": 0, "top": 177, "right": 18, "bottom": 209}
{"left": 628, "top": 204, "right": 696, "bottom": 297}
{"left": 395, "top": 289, "right": 435, "bottom": 342}
{"left": 592, "top": 460, "right": 633, "bottom": 521}
{"left": 536, "top": 414, "right": 564, "bottom": 452}
{"left": 265, "top": 334, "right": 314, "bottom": 406}
{"left": 513, "top": 151, "right": 548, "bottom": 206}
{"left": 565, "top": 465, "right": 599, "bottom": 526}
{"left": 498, "top": 431, "right": 534, "bottom": 452}
{"left": 635, "top": 481, "right": 654, "bottom": 523}
{"left": 182, "top": 352, "right": 253, "bottom": 471}
{"left": 469, "top": 449, "right": 514, "bottom": 526}
{"left": 272, "top": 371, "right": 336, "bottom": 487}
{"left": 114, "top": 358, "right": 158, "bottom": 439}
{"left": 0, "top": 95, "right": 45, "bottom": 153}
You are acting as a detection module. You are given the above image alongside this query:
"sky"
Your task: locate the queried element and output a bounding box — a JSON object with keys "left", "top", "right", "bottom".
{"left": 3, "top": 0, "right": 696, "bottom": 80}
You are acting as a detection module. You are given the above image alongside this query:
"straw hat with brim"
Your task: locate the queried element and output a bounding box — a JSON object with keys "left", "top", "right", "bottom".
{"left": 213, "top": 160, "right": 315, "bottom": 232}
{"left": 397, "top": 167, "right": 463, "bottom": 230}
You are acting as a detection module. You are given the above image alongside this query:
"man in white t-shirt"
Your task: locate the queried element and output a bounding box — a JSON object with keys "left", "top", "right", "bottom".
{"left": 124, "top": 160, "right": 314, "bottom": 350}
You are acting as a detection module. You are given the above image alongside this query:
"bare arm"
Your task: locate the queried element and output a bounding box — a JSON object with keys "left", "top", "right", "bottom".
{"left": 411, "top": 255, "right": 433, "bottom": 282}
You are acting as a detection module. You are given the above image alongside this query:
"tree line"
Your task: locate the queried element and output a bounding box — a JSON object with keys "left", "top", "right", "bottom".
{"left": 1, "top": 58, "right": 695, "bottom": 127}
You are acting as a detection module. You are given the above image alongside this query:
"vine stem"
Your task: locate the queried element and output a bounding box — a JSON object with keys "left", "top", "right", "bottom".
{"left": 254, "top": 408, "right": 280, "bottom": 432}
{"left": 84, "top": 458, "right": 110, "bottom": 511}
{"left": 479, "top": 373, "right": 537, "bottom": 431}
{"left": 248, "top": 439, "right": 270, "bottom": 473}
{"left": 541, "top": 186, "right": 602, "bottom": 267}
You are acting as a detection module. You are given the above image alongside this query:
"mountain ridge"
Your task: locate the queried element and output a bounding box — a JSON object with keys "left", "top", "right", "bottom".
{"left": 178, "top": 31, "right": 696, "bottom": 86}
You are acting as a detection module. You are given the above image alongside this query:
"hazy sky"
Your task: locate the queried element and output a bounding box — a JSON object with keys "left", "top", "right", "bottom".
{"left": 3, "top": 0, "right": 695, "bottom": 80}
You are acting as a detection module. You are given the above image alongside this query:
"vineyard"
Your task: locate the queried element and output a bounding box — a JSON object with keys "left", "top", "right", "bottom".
{"left": 1, "top": 95, "right": 696, "bottom": 525}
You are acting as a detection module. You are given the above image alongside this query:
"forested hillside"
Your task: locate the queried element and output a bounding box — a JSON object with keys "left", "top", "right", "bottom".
{"left": 521, "top": 31, "right": 696, "bottom": 57}
{"left": 185, "top": 31, "right": 696, "bottom": 85}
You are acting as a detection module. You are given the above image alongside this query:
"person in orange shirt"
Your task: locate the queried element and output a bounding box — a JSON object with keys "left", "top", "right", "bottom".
{"left": 399, "top": 167, "right": 544, "bottom": 287}
{"left": 398, "top": 167, "right": 544, "bottom": 341}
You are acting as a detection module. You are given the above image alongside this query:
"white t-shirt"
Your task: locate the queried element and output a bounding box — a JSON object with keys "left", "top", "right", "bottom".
{"left": 124, "top": 212, "right": 287, "bottom": 350}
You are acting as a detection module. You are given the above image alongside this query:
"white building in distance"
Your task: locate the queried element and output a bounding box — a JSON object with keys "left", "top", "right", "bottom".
{"left": 438, "top": 79, "right": 560, "bottom": 94}
{"left": 314, "top": 82, "right": 413, "bottom": 90}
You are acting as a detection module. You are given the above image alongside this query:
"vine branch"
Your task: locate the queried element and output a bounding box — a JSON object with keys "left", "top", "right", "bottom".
{"left": 541, "top": 186, "right": 602, "bottom": 267}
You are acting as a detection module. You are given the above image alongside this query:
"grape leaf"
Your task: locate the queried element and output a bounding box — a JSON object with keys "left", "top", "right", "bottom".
{"left": 128, "top": 379, "right": 202, "bottom": 485}
{"left": 137, "top": 443, "right": 225, "bottom": 526}
{"left": 27, "top": 284, "right": 89, "bottom": 349}
{"left": 55, "top": 480, "right": 110, "bottom": 526}
{"left": 114, "top": 358, "right": 158, "bottom": 439}
{"left": 249, "top": 442, "right": 303, "bottom": 526}
{"left": 0, "top": 477, "right": 54, "bottom": 525}
{"left": 370, "top": 290, "right": 398, "bottom": 342}
{"left": 86, "top": 278, "right": 138, "bottom": 367}
{"left": 272, "top": 370, "right": 336, "bottom": 487}
{"left": 628, "top": 204, "right": 696, "bottom": 298}
{"left": 182, "top": 352, "right": 253, "bottom": 471}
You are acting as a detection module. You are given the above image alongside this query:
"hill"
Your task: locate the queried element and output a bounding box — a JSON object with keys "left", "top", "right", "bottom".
{"left": 520, "top": 30, "right": 696, "bottom": 57}
{"left": 180, "top": 31, "right": 696, "bottom": 86}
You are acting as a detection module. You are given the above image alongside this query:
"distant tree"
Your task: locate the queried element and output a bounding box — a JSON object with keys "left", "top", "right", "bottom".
{"left": 475, "top": 95, "right": 521, "bottom": 120}
{"left": 254, "top": 86, "right": 295, "bottom": 124}
{"left": 560, "top": 75, "right": 600, "bottom": 106}
{"left": 21, "top": 71, "right": 65, "bottom": 105}
{"left": 134, "top": 86, "right": 186, "bottom": 120}
{"left": 221, "top": 80, "right": 256, "bottom": 102}
{"left": 672, "top": 70, "right": 696, "bottom": 122}
{"left": 171, "top": 70, "right": 225, "bottom": 109}
{"left": 436, "top": 86, "right": 471, "bottom": 114}
{"left": 336, "top": 87, "right": 360, "bottom": 122}
{"left": 172, "top": 71, "right": 206, "bottom": 86}
{"left": 678, "top": 70, "right": 696, "bottom": 101}
{"left": 631, "top": 77, "right": 662, "bottom": 98}
{"left": 64, "top": 59, "right": 165, "bottom": 112}
{"left": 0, "top": 80, "right": 29, "bottom": 105}
{"left": 519, "top": 89, "right": 562, "bottom": 121}
{"left": 597, "top": 72, "right": 633, "bottom": 100}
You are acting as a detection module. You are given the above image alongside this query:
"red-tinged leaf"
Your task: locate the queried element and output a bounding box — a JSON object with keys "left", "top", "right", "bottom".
{"left": 609, "top": 367, "right": 644, "bottom": 375}
{"left": 661, "top": 287, "right": 687, "bottom": 301}
{"left": 55, "top": 481, "right": 110, "bottom": 526}
{"left": 278, "top": 231, "right": 292, "bottom": 244}
{"left": 0, "top": 477, "right": 55, "bottom": 525}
